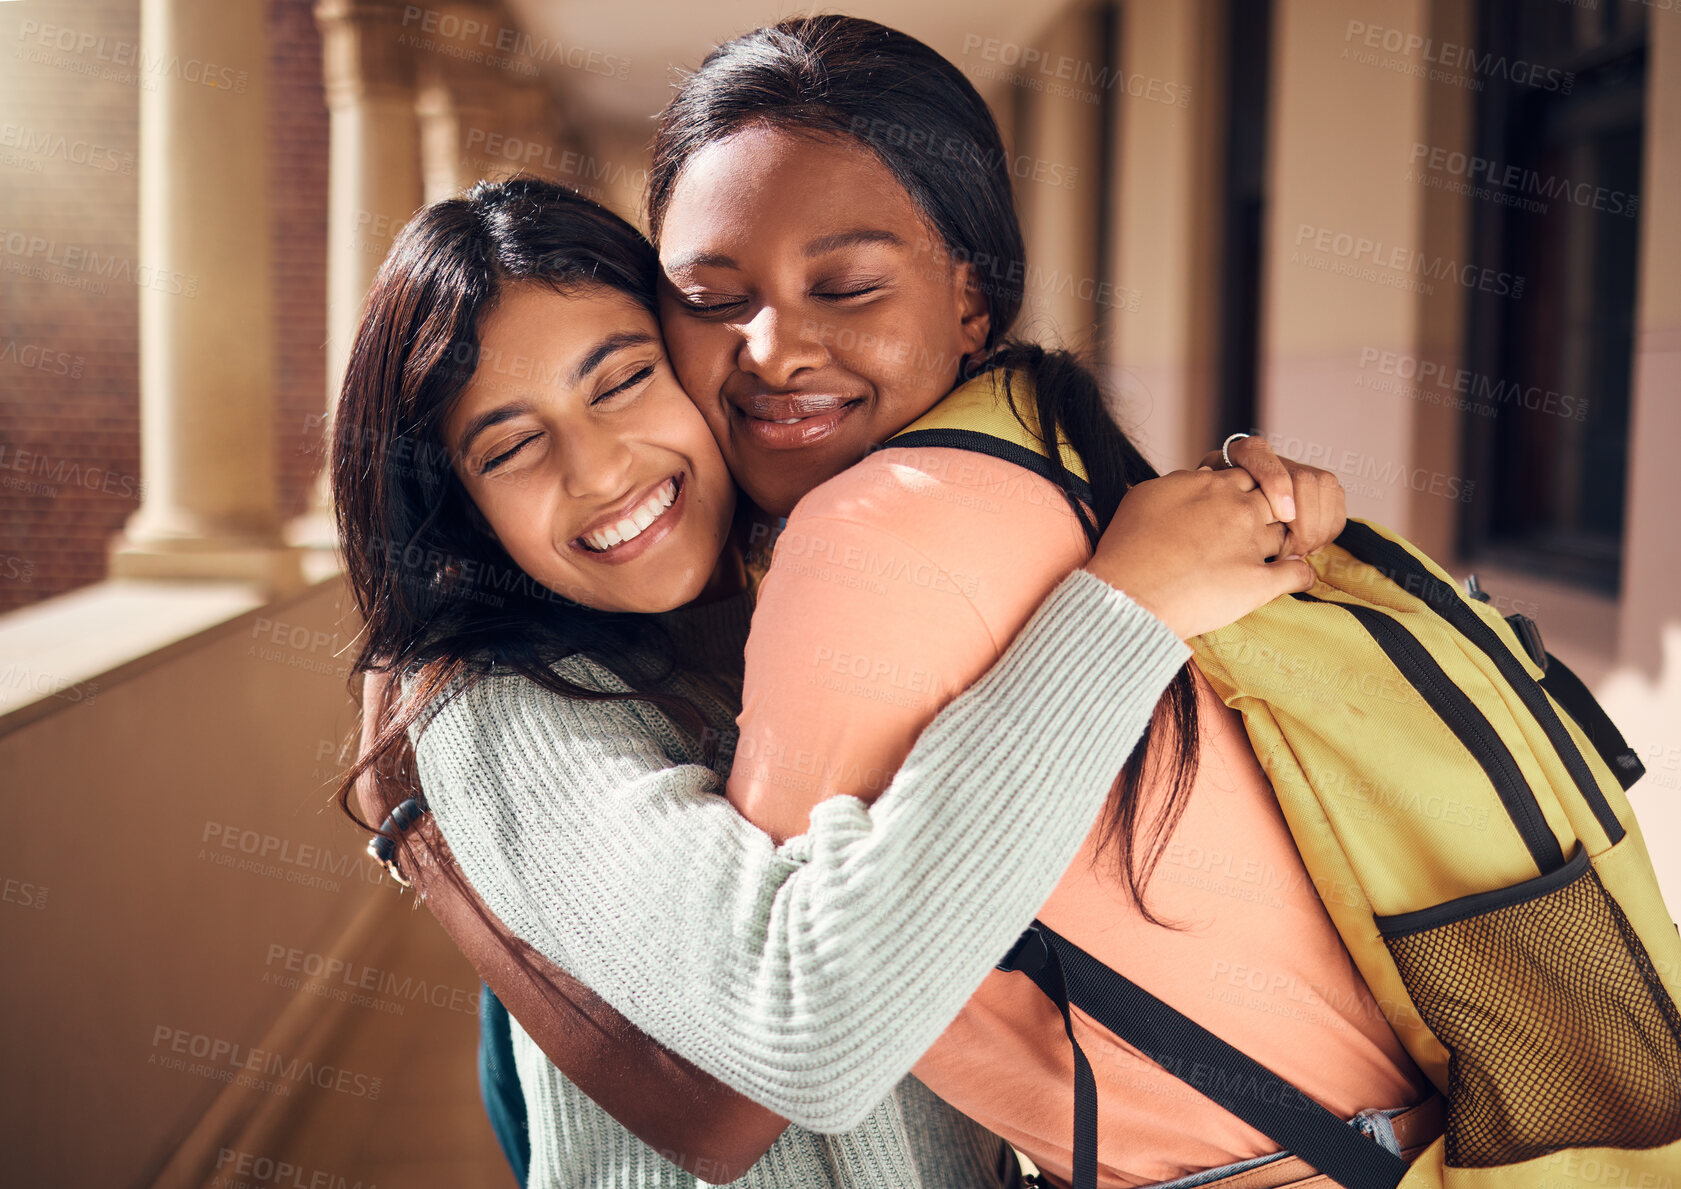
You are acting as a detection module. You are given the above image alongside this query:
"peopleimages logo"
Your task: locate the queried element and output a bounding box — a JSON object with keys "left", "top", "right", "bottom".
{"left": 150, "top": 1025, "right": 383, "bottom": 1100}
{"left": 1408, "top": 142, "right": 1638, "bottom": 218}
{"left": 15, "top": 20, "right": 249, "bottom": 92}
{"left": 0, "top": 228, "right": 199, "bottom": 297}
{"left": 0, "top": 445, "right": 136, "bottom": 498}
{"left": 213, "top": 1147, "right": 376, "bottom": 1189}
{"left": 263, "top": 944, "right": 481, "bottom": 1016}
{"left": 0, "top": 338, "right": 85, "bottom": 378}
{"left": 398, "top": 6, "right": 629, "bottom": 80}
{"left": 1343, "top": 20, "right": 1574, "bottom": 93}
{"left": 0, "top": 124, "right": 135, "bottom": 174}
{"left": 1291, "top": 223, "right": 1524, "bottom": 299}
{"left": 198, "top": 821, "right": 385, "bottom": 893}
{"left": 1356, "top": 347, "right": 1589, "bottom": 423}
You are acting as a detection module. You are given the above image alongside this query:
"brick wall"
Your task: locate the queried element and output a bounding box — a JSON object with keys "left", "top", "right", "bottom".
{"left": 0, "top": 0, "right": 328, "bottom": 614}
{"left": 269, "top": 0, "right": 332, "bottom": 531}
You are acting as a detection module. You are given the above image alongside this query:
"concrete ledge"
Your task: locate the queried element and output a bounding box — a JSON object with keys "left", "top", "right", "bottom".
{"left": 0, "top": 563, "right": 344, "bottom": 736}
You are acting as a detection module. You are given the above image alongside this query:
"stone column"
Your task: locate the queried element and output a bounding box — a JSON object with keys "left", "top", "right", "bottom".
{"left": 401, "top": 0, "right": 554, "bottom": 202}
{"left": 109, "top": 0, "right": 303, "bottom": 594}
{"left": 289, "top": 0, "right": 423, "bottom": 548}
{"left": 413, "top": 22, "right": 548, "bottom": 203}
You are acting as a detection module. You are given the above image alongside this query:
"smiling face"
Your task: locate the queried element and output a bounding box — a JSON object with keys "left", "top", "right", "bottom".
{"left": 656, "top": 125, "right": 991, "bottom": 517}
{"left": 443, "top": 282, "right": 736, "bottom": 614}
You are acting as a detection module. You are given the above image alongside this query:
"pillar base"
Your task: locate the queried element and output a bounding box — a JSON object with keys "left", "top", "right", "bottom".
{"left": 108, "top": 535, "right": 308, "bottom": 598}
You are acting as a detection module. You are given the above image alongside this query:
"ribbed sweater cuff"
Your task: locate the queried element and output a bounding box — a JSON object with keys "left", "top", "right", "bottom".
{"left": 766, "top": 567, "right": 1192, "bottom": 1129}
{"left": 956, "top": 567, "right": 1191, "bottom": 742}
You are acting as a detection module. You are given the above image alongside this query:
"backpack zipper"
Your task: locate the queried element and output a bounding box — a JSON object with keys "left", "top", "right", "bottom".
{"left": 1335, "top": 522, "right": 1625, "bottom": 846}
{"left": 1300, "top": 594, "right": 1566, "bottom": 875}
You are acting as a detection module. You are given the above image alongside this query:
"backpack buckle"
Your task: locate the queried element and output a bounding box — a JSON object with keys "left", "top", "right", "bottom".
{"left": 1506, "top": 613, "right": 1549, "bottom": 674}
{"left": 1468, "top": 573, "right": 1549, "bottom": 673}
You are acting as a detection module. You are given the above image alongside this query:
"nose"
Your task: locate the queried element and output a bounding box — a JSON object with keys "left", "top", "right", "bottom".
{"left": 552, "top": 416, "right": 636, "bottom": 505}
{"left": 735, "top": 304, "right": 828, "bottom": 389}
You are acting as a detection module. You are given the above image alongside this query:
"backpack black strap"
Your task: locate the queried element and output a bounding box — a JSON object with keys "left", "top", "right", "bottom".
{"left": 1333, "top": 521, "right": 1628, "bottom": 845}
{"left": 998, "top": 925, "right": 1101, "bottom": 1188}
{"left": 1538, "top": 650, "right": 1647, "bottom": 792}
{"left": 883, "top": 427, "right": 1096, "bottom": 508}
{"left": 997, "top": 922, "right": 1410, "bottom": 1189}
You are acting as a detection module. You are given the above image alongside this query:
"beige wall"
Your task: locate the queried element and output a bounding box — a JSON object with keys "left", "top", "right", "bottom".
{"left": 1261, "top": 0, "right": 1471, "bottom": 562}
{"left": 0, "top": 579, "right": 507, "bottom": 1188}
{"left": 1012, "top": 3, "right": 1106, "bottom": 351}
{"left": 1103, "top": 0, "right": 1227, "bottom": 473}
{"left": 1595, "top": 6, "right": 1681, "bottom": 915}
{"left": 1620, "top": 5, "right": 1681, "bottom": 677}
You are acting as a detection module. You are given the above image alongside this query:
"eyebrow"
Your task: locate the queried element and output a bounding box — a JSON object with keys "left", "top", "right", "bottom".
{"left": 570, "top": 329, "right": 657, "bottom": 385}
{"left": 802, "top": 228, "right": 905, "bottom": 257}
{"left": 456, "top": 402, "right": 534, "bottom": 459}
{"left": 662, "top": 228, "right": 906, "bottom": 276}
{"left": 456, "top": 329, "right": 657, "bottom": 456}
{"left": 662, "top": 249, "right": 740, "bottom": 275}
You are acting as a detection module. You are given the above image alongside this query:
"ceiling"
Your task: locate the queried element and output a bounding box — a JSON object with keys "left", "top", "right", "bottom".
{"left": 503, "top": 0, "right": 1077, "bottom": 128}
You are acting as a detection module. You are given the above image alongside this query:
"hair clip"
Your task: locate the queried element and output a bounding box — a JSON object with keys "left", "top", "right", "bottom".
{"left": 366, "top": 795, "right": 428, "bottom": 888}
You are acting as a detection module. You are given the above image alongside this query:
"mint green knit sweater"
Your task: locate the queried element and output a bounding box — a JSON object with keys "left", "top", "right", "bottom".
{"left": 411, "top": 569, "right": 1189, "bottom": 1187}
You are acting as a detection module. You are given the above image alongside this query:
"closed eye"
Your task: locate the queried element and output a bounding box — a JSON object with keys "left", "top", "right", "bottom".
{"left": 678, "top": 294, "right": 745, "bottom": 315}
{"left": 814, "top": 285, "right": 881, "bottom": 300}
{"left": 481, "top": 434, "right": 539, "bottom": 474}
{"left": 592, "top": 362, "right": 656, "bottom": 404}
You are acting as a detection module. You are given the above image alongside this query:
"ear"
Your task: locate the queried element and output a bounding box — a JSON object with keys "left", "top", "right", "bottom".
{"left": 952, "top": 260, "right": 991, "bottom": 357}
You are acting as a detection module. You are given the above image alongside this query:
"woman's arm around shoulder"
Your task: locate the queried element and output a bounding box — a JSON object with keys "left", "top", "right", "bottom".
{"left": 411, "top": 565, "right": 1189, "bottom": 1133}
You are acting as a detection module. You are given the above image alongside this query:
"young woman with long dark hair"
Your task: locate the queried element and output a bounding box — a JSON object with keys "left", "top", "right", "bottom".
{"left": 335, "top": 178, "right": 1320, "bottom": 1188}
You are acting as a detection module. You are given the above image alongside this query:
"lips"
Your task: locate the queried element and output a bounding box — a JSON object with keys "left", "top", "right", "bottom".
{"left": 729, "top": 393, "right": 864, "bottom": 451}
{"left": 575, "top": 474, "right": 683, "bottom": 557}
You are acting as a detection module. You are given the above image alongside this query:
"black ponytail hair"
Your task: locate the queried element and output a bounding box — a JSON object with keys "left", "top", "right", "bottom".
{"left": 647, "top": 15, "right": 1200, "bottom": 922}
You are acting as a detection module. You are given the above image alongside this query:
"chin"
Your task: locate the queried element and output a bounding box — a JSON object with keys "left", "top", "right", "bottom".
{"left": 749, "top": 458, "right": 855, "bottom": 517}
{"left": 657, "top": 563, "right": 716, "bottom": 610}
{"left": 747, "top": 484, "right": 803, "bottom": 520}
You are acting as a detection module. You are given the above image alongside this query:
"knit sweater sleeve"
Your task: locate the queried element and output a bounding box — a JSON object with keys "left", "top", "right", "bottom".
{"left": 414, "top": 569, "right": 1188, "bottom": 1134}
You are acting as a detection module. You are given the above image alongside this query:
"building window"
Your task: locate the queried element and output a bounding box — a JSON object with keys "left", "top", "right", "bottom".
{"left": 1459, "top": 0, "right": 1647, "bottom": 594}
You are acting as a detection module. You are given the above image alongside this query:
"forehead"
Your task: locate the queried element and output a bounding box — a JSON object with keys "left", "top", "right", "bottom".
{"left": 443, "top": 283, "right": 654, "bottom": 427}
{"left": 474, "top": 282, "right": 646, "bottom": 345}
{"left": 658, "top": 124, "right": 931, "bottom": 255}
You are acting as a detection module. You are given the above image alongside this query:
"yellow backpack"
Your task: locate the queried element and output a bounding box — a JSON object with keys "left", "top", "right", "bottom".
{"left": 885, "top": 370, "right": 1681, "bottom": 1189}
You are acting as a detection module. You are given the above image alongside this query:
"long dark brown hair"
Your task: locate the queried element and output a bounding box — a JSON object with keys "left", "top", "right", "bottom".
{"left": 647, "top": 15, "right": 1200, "bottom": 920}
{"left": 332, "top": 177, "right": 711, "bottom": 907}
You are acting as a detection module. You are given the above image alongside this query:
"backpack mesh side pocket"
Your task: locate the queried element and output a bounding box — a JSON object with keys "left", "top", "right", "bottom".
{"left": 1376, "top": 846, "right": 1681, "bottom": 1168}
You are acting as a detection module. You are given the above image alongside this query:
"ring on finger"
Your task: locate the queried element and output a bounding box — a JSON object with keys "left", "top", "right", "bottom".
{"left": 1221, "top": 432, "right": 1251, "bottom": 469}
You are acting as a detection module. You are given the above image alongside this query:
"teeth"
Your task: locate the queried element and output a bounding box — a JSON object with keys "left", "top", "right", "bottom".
{"left": 773, "top": 417, "right": 804, "bottom": 425}
{"left": 583, "top": 478, "right": 678, "bottom": 552}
